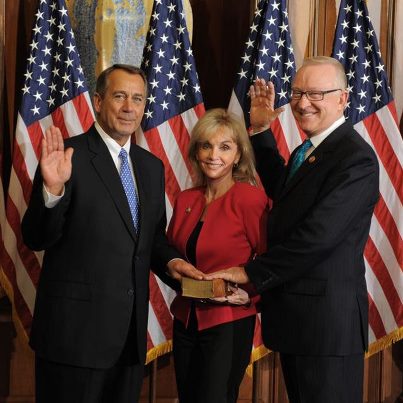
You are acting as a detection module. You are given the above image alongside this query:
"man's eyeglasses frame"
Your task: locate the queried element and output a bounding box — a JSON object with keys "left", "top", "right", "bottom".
{"left": 290, "top": 88, "right": 343, "bottom": 101}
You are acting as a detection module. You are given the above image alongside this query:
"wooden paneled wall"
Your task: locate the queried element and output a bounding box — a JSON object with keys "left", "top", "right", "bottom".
{"left": 0, "top": 1, "right": 402, "bottom": 402}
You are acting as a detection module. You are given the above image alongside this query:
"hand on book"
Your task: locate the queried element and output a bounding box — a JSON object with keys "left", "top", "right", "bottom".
{"left": 167, "top": 258, "right": 204, "bottom": 281}
{"left": 209, "top": 285, "right": 250, "bottom": 306}
{"left": 204, "top": 266, "right": 249, "bottom": 284}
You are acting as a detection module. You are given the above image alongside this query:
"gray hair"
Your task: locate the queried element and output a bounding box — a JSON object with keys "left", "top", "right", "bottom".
{"left": 300, "top": 56, "right": 347, "bottom": 88}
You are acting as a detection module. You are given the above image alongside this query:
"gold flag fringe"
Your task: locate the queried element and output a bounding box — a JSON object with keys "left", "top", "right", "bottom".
{"left": 146, "top": 340, "right": 173, "bottom": 365}
{"left": 0, "top": 269, "right": 30, "bottom": 343}
{"left": 246, "top": 345, "right": 271, "bottom": 377}
{"left": 366, "top": 327, "right": 403, "bottom": 357}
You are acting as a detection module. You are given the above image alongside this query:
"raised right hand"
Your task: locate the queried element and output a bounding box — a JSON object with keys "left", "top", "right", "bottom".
{"left": 40, "top": 125, "right": 73, "bottom": 195}
{"left": 249, "top": 78, "right": 285, "bottom": 133}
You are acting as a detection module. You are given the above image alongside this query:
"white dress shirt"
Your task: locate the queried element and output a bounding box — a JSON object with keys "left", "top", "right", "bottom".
{"left": 304, "top": 116, "right": 346, "bottom": 159}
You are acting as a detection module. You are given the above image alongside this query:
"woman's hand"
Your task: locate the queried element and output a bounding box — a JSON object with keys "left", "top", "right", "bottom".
{"left": 208, "top": 284, "right": 250, "bottom": 306}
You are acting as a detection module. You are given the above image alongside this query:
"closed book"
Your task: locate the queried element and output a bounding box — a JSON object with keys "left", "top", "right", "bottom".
{"left": 181, "top": 278, "right": 229, "bottom": 298}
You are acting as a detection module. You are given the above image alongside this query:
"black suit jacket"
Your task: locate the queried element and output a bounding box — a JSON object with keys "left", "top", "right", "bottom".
{"left": 246, "top": 121, "right": 379, "bottom": 356}
{"left": 22, "top": 125, "right": 180, "bottom": 368}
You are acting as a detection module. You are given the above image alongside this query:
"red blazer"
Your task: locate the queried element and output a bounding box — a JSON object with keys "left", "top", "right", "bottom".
{"left": 167, "top": 181, "right": 269, "bottom": 330}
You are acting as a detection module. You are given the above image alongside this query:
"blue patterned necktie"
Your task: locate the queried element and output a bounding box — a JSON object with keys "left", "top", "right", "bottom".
{"left": 119, "top": 148, "right": 139, "bottom": 233}
{"left": 287, "top": 139, "right": 313, "bottom": 181}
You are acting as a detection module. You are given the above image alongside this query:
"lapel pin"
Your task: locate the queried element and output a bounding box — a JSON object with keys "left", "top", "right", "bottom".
{"left": 308, "top": 156, "right": 316, "bottom": 163}
{"left": 185, "top": 207, "right": 191, "bottom": 214}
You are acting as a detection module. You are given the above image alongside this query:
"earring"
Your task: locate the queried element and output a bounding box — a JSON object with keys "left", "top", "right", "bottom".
{"left": 233, "top": 162, "right": 239, "bottom": 169}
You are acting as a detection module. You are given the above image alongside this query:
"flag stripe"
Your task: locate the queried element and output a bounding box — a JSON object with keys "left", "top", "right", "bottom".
{"left": 5, "top": 196, "right": 42, "bottom": 287}
{"left": 147, "top": 303, "right": 166, "bottom": 348}
{"left": 369, "top": 215, "right": 402, "bottom": 302}
{"left": 168, "top": 114, "right": 192, "bottom": 174}
{"left": 386, "top": 102, "right": 399, "bottom": 126}
{"left": 146, "top": 330, "right": 153, "bottom": 352}
{"left": 277, "top": 104, "right": 305, "bottom": 158}
{"left": 60, "top": 99, "right": 83, "bottom": 135}
{"left": 158, "top": 120, "right": 192, "bottom": 191}
{"left": 363, "top": 113, "right": 403, "bottom": 202}
{"left": 354, "top": 121, "right": 402, "bottom": 234}
{"left": 143, "top": 127, "right": 181, "bottom": 207}
{"left": 52, "top": 108, "right": 70, "bottom": 139}
{"left": 373, "top": 197, "right": 403, "bottom": 266}
{"left": 368, "top": 293, "right": 387, "bottom": 339}
{"left": 149, "top": 274, "right": 173, "bottom": 340}
{"left": 15, "top": 117, "right": 39, "bottom": 182}
{"left": 26, "top": 122, "right": 43, "bottom": 165}
{"left": 11, "top": 147, "right": 35, "bottom": 206}
{"left": 380, "top": 104, "right": 403, "bottom": 157}
{"left": 228, "top": 91, "right": 246, "bottom": 121}
{"left": 155, "top": 275, "right": 176, "bottom": 310}
{"left": 366, "top": 255, "right": 399, "bottom": 339}
{"left": 191, "top": 102, "right": 205, "bottom": 120}
{"left": 365, "top": 238, "right": 401, "bottom": 324}
{"left": 72, "top": 92, "right": 95, "bottom": 131}
{"left": 2, "top": 223, "right": 37, "bottom": 315}
{"left": 270, "top": 119, "right": 290, "bottom": 160}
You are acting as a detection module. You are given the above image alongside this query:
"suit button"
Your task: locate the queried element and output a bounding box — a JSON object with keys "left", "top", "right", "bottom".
{"left": 134, "top": 256, "right": 139, "bottom": 262}
{"left": 127, "top": 288, "right": 134, "bottom": 296}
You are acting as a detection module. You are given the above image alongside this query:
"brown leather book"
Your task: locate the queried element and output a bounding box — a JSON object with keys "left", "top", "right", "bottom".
{"left": 181, "top": 278, "right": 230, "bottom": 298}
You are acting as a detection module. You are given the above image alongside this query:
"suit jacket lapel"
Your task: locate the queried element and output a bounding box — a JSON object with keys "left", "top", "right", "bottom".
{"left": 129, "top": 146, "right": 148, "bottom": 242}
{"left": 87, "top": 127, "right": 137, "bottom": 241}
{"left": 279, "top": 150, "right": 322, "bottom": 199}
{"left": 279, "top": 121, "right": 350, "bottom": 200}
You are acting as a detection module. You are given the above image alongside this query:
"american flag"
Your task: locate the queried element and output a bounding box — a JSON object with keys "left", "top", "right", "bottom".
{"left": 332, "top": 0, "right": 402, "bottom": 353}
{"left": 137, "top": 0, "right": 205, "bottom": 362}
{"left": 229, "top": 0, "right": 303, "bottom": 162}
{"left": 1, "top": 0, "right": 94, "bottom": 336}
{"left": 228, "top": 0, "right": 301, "bottom": 362}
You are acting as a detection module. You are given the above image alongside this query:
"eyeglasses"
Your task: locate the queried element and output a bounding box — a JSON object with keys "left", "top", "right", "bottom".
{"left": 290, "top": 89, "right": 342, "bottom": 101}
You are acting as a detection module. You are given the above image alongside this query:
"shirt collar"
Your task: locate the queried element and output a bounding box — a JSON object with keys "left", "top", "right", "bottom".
{"left": 309, "top": 116, "right": 345, "bottom": 149}
{"left": 95, "top": 121, "right": 131, "bottom": 156}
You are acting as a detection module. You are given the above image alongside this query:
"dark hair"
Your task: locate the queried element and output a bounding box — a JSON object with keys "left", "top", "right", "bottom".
{"left": 95, "top": 64, "right": 148, "bottom": 98}
{"left": 188, "top": 108, "right": 257, "bottom": 186}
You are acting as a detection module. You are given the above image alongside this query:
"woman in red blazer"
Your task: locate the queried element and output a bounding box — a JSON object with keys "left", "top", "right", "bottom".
{"left": 167, "top": 109, "right": 268, "bottom": 403}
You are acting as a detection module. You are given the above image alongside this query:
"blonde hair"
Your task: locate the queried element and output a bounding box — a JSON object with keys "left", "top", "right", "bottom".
{"left": 188, "top": 108, "right": 257, "bottom": 186}
{"left": 301, "top": 56, "right": 347, "bottom": 88}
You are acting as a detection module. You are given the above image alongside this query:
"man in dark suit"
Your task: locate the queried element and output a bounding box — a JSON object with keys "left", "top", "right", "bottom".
{"left": 208, "top": 57, "right": 379, "bottom": 402}
{"left": 22, "top": 64, "right": 202, "bottom": 403}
